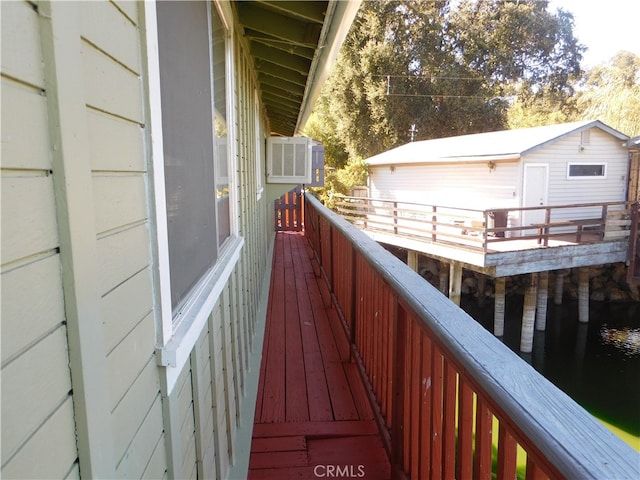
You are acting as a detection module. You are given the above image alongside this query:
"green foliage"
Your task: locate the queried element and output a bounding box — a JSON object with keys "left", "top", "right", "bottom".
{"left": 576, "top": 51, "right": 640, "bottom": 137}
{"left": 507, "top": 83, "right": 580, "bottom": 129}
{"left": 304, "top": 111, "right": 349, "bottom": 170}
{"left": 309, "top": 0, "right": 584, "bottom": 164}
{"left": 308, "top": 158, "right": 368, "bottom": 210}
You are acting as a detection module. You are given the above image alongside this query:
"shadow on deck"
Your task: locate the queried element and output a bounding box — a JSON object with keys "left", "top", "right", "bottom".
{"left": 248, "top": 232, "right": 390, "bottom": 479}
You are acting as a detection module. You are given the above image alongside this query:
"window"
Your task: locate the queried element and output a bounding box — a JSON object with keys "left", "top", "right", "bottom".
{"left": 156, "top": 1, "right": 232, "bottom": 312}
{"left": 568, "top": 163, "right": 606, "bottom": 178}
{"left": 212, "top": 8, "right": 231, "bottom": 247}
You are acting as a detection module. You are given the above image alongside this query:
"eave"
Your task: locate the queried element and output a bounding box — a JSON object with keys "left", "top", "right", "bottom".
{"left": 235, "top": 0, "right": 361, "bottom": 136}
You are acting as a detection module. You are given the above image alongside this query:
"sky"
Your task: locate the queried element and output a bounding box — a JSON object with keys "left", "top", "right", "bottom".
{"left": 548, "top": 0, "right": 640, "bottom": 68}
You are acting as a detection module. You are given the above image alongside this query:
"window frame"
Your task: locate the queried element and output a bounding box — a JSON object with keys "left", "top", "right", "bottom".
{"left": 145, "top": 0, "right": 241, "bottom": 393}
{"left": 567, "top": 162, "right": 607, "bottom": 180}
{"left": 255, "top": 89, "right": 264, "bottom": 200}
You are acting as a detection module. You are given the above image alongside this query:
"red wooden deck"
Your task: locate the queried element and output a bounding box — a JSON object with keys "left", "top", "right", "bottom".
{"left": 249, "top": 232, "right": 391, "bottom": 479}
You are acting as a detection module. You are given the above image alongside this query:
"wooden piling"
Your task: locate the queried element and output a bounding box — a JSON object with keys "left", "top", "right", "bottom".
{"left": 536, "top": 272, "right": 549, "bottom": 331}
{"left": 476, "top": 274, "right": 487, "bottom": 306}
{"left": 578, "top": 267, "right": 590, "bottom": 323}
{"left": 439, "top": 264, "right": 448, "bottom": 295}
{"left": 449, "top": 263, "right": 463, "bottom": 306}
{"left": 520, "top": 273, "right": 538, "bottom": 353}
{"left": 554, "top": 271, "right": 565, "bottom": 305}
{"left": 494, "top": 277, "right": 506, "bottom": 337}
{"left": 407, "top": 250, "right": 419, "bottom": 272}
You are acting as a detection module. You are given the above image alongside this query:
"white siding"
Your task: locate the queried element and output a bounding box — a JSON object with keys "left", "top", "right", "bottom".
{"left": 2, "top": 1, "right": 273, "bottom": 478}
{"left": 0, "top": 2, "right": 77, "bottom": 478}
{"left": 369, "top": 161, "right": 520, "bottom": 210}
{"left": 79, "top": 3, "right": 165, "bottom": 476}
{"left": 369, "top": 127, "right": 628, "bottom": 225}
{"left": 524, "top": 128, "right": 629, "bottom": 222}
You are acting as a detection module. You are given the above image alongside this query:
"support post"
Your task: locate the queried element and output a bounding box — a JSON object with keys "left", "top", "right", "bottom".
{"left": 520, "top": 273, "right": 538, "bottom": 353}
{"left": 554, "top": 271, "right": 565, "bottom": 305}
{"left": 407, "top": 250, "right": 419, "bottom": 272}
{"left": 494, "top": 277, "right": 506, "bottom": 337}
{"left": 578, "top": 267, "right": 590, "bottom": 323}
{"left": 536, "top": 272, "right": 549, "bottom": 331}
{"left": 449, "top": 263, "right": 463, "bottom": 306}
{"left": 476, "top": 274, "right": 487, "bottom": 306}
{"left": 438, "top": 264, "right": 448, "bottom": 295}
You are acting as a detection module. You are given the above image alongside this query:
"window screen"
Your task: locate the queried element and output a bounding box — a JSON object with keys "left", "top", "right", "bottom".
{"left": 157, "top": 1, "right": 218, "bottom": 311}
{"left": 212, "top": 7, "right": 231, "bottom": 247}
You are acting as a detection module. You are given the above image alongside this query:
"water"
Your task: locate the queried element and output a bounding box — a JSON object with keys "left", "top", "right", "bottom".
{"left": 460, "top": 295, "right": 640, "bottom": 442}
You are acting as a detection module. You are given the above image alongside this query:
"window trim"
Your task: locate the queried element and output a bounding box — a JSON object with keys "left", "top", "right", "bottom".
{"left": 255, "top": 89, "right": 264, "bottom": 200}
{"left": 567, "top": 162, "right": 607, "bottom": 180}
{"left": 145, "top": 0, "right": 241, "bottom": 394}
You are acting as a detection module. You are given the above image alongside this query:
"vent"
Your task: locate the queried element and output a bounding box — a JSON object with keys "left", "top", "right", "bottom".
{"left": 267, "top": 137, "right": 312, "bottom": 184}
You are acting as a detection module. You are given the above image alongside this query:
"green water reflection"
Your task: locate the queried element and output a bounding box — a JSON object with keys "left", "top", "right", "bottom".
{"left": 460, "top": 296, "right": 640, "bottom": 442}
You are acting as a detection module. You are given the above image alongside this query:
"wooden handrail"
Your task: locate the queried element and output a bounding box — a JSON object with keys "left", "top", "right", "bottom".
{"left": 335, "top": 194, "right": 632, "bottom": 251}
{"left": 305, "top": 193, "right": 639, "bottom": 480}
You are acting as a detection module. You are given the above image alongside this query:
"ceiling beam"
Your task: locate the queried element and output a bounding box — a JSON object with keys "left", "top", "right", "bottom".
{"left": 247, "top": 34, "right": 316, "bottom": 59}
{"left": 255, "top": 1, "right": 327, "bottom": 24}
{"left": 261, "top": 83, "right": 304, "bottom": 101}
{"left": 237, "top": 2, "right": 323, "bottom": 48}
{"left": 257, "top": 69, "right": 307, "bottom": 91}
{"left": 250, "top": 42, "right": 311, "bottom": 75}
{"left": 262, "top": 93, "right": 301, "bottom": 112}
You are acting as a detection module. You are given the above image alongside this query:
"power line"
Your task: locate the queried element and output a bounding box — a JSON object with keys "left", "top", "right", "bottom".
{"left": 386, "top": 93, "right": 506, "bottom": 99}
{"left": 374, "top": 74, "right": 486, "bottom": 81}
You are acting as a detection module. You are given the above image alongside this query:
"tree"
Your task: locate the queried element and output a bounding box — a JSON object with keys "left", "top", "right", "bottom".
{"left": 310, "top": 0, "right": 584, "bottom": 162}
{"left": 576, "top": 51, "right": 640, "bottom": 137}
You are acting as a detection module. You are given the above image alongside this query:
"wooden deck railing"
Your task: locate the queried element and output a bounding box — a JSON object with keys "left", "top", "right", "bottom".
{"left": 305, "top": 193, "right": 639, "bottom": 480}
{"left": 335, "top": 195, "right": 632, "bottom": 253}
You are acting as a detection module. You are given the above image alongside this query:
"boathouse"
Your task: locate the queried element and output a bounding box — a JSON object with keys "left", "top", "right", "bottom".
{"left": 367, "top": 120, "right": 630, "bottom": 229}
{"left": 336, "top": 121, "right": 637, "bottom": 353}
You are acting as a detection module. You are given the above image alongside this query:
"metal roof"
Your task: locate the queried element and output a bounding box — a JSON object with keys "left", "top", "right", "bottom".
{"left": 235, "top": 1, "right": 360, "bottom": 136}
{"left": 366, "top": 120, "right": 630, "bottom": 166}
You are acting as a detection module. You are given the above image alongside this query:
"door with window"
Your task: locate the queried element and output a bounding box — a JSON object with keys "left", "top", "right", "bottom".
{"left": 522, "top": 164, "right": 549, "bottom": 228}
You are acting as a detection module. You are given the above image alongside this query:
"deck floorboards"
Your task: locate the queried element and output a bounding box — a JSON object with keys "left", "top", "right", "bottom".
{"left": 249, "top": 232, "right": 390, "bottom": 479}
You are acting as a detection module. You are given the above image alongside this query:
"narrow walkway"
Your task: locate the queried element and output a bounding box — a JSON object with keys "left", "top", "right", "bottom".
{"left": 248, "top": 232, "right": 390, "bottom": 479}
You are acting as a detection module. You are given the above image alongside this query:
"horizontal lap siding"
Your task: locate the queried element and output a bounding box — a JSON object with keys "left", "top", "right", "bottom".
{"left": 1, "top": 2, "right": 77, "bottom": 477}
{"left": 176, "top": 365, "right": 197, "bottom": 480}
{"left": 525, "top": 130, "right": 629, "bottom": 222}
{"left": 79, "top": 2, "right": 164, "bottom": 477}
{"left": 1, "top": 79, "right": 51, "bottom": 170}
{"left": 370, "top": 162, "right": 520, "bottom": 209}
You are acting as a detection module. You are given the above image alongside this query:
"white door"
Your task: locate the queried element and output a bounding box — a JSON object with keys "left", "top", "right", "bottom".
{"left": 522, "top": 164, "right": 549, "bottom": 227}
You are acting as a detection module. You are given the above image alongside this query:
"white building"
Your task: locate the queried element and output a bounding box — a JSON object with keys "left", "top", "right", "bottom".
{"left": 367, "top": 120, "right": 630, "bottom": 228}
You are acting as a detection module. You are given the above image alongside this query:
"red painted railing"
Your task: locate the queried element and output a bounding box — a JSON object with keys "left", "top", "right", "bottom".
{"left": 274, "top": 186, "right": 303, "bottom": 231}
{"left": 304, "top": 193, "right": 639, "bottom": 480}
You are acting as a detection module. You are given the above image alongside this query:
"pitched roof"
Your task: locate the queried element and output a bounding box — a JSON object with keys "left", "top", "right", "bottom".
{"left": 366, "top": 120, "right": 629, "bottom": 166}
